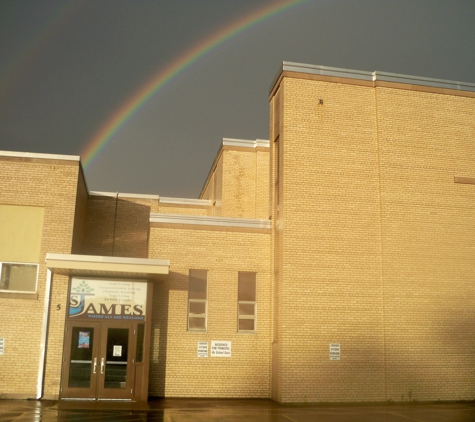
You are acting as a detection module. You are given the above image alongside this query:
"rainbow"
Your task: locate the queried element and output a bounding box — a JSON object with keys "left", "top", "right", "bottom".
{"left": 81, "top": 0, "right": 311, "bottom": 169}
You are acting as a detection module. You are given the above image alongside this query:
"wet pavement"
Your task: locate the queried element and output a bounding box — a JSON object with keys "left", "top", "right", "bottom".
{"left": 1, "top": 398, "right": 475, "bottom": 422}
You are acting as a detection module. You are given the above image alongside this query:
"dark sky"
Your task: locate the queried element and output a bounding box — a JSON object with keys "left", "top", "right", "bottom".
{"left": 1, "top": 0, "right": 474, "bottom": 198}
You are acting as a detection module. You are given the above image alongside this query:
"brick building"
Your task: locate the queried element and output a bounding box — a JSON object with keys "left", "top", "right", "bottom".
{"left": 0, "top": 62, "right": 474, "bottom": 403}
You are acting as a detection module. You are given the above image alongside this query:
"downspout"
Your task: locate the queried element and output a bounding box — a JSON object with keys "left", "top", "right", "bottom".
{"left": 36, "top": 268, "right": 53, "bottom": 399}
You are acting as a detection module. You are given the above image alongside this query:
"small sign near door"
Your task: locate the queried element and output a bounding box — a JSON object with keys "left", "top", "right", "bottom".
{"left": 197, "top": 341, "right": 208, "bottom": 357}
{"left": 329, "top": 343, "right": 340, "bottom": 360}
{"left": 113, "top": 345, "right": 123, "bottom": 357}
{"left": 211, "top": 341, "right": 231, "bottom": 357}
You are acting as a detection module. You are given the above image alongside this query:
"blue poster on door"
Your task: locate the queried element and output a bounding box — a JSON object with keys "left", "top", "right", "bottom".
{"left": 78, "top": 331, "right": 90, "bottom": 348}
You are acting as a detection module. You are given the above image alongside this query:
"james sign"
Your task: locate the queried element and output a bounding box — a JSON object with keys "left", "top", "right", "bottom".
{"left": 69, "top": 278, "right": 147, "bottom": 320}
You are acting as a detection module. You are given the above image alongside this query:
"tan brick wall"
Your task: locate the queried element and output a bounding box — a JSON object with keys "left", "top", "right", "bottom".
{"left": 271, "top": 74, "right": 475, "bottom": 402}
{"left": 256, "top": 150, "right": 271, "bottom": 220}
{"left": 84, "top": 195, "right": 212, "bottom": 257}
{"left": 221, "top": 149, "right": 269, "bottom": 219}
{"left": 71, "top": 166, "right": 88, "bottom": 254}
{"left": 148, "top": 224, "right": 272, "bottom": 398}
{"left": 85, "top": 196, "right": 152, "bottom": 258}
{"left": 0, "top": 157, "right": 81, "bottom": 399}
{"left": 202, "top": 148, "right": 270, "bottom": 219}
{"left": 84, "top": 195, "right": 117, "bottom": 256}
{"left": 222, "top": 150, "right": 255, "bottom": 218}
{"left": 273, "top": 77, "right": 384, "bottom": 403}
{"left": 376, "top": 87, "right": 475, "bottom": 401}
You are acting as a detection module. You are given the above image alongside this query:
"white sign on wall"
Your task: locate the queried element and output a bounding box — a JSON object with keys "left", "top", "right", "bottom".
{"left": 0, "top": 338, "right": 4, "bottom": 355}
{"left": 329, "top": 343, "right": 340, "bottom": 360}
{"left": 211, "top": 341, "right": 231, "bottom": 357}
{"left": 197, "top": 342, "right": 208, "bottom": 357}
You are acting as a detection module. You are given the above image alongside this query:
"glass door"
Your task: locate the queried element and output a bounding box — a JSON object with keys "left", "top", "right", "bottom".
{"left": 97, "top": 325, "right": 134, "bottom": 399}
{"left": 61, "top": 323, "right": 99, "bottom": 399}
{"left": 61, "top": 322, "right": 135, "bottom": 400}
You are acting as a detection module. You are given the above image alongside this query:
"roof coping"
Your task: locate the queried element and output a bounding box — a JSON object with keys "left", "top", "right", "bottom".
{"left": 270, "top": 61, "right": 475, "bottom": 94}
{"left": 0, "top": 150, "right": 80, "bottom": 162}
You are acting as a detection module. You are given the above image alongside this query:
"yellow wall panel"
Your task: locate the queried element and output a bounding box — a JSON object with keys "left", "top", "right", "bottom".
{"left": 0, "top": 205, "right": 44, "bottom": 263}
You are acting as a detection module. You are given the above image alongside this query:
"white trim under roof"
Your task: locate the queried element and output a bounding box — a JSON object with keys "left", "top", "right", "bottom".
{"left": 160, "top": 197, "right": 210, "bottom": 206}
{"left": 150, "top": 213, "right": 271, "bottom": 230}
{"left": 222, "top": 138, "right": 270, "bottom": 149}
{"left": 46, "top": 253, "right": 170, "bottom": 280}
{"left": 0, "top": 150, "right": 80, "bottom": 162}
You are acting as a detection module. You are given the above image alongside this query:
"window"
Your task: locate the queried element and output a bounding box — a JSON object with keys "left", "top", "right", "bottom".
{"left": 238, "top": 272, "right": 257, "bottom": 333}
{"left": 0, "top": 262, "right": 38, "bottom": 293}
{"left": 188, "top": 269, "right": 207, "bottom": 331}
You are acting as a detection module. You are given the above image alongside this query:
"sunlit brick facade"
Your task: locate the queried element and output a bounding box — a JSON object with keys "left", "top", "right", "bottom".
{"left": 0, "top": 62, "right": 474, "bottom": 403}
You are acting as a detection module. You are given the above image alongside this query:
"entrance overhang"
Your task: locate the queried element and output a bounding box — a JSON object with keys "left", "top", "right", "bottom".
{"left": 45, "top": 253, "right": 170, "bottom": 280}
{"left": 44, "top": 253, "right": 168, "bottom": 403}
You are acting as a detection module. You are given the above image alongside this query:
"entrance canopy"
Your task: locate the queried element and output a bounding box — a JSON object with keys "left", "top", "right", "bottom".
{"left": 45, "top": 253, "right": 170, "bottom": 280}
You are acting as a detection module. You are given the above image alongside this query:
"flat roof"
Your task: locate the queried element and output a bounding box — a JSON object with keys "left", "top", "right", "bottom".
{"left": 0, "top": 150, "right": 80, "bottom": 162}
{"left": 270, "top": 61, "right": 475, "bottom": 95}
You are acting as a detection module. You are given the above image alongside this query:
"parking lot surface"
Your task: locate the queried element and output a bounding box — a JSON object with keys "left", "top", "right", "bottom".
{"left": 1, "top": 398, "right": 475, "bottom": 421}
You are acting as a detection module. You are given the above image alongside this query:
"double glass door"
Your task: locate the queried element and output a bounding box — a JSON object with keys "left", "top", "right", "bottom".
{"left": 61, "top": 322, "right": 136, "bottom": 400}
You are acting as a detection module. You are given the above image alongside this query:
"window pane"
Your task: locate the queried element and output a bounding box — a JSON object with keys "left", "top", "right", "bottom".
{"left": 188, "top": 270, "right": 207, "bottom": 331}
{"left": 238, "top": 272, "right": 256, "bottom": 301}
{"left": 189, "top": 270, "right": 207, "bottom": 300}
{"left": 0, "top": 263, "right": 37, "bottom": 292}
{"left": 189, "top": 301, "right": 206, "bottom": 315}
{"left": 104, "top": 328, "right": 129, "bottom": 389}
{"left": 239, "top": 319, "right": 255, "bottom": 331}
{"left": 239, "top": 303, "right": 255, "bottom": 316}
{"left": 68, "top": 327, "right": 94, "bottom": 388}
{"left": 188, "top": 317, "right": 206, "bottom": 330}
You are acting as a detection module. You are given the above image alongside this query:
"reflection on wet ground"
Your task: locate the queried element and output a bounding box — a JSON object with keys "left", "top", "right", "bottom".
{"left": 1, "top": 398, "right": 475, "bottom": 422}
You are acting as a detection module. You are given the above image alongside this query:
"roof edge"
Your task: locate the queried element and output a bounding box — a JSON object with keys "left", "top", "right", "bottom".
{"left": 270, "top": 61, "right": 475, "bottom": 95}
{"left": 199, "top": 138, "right": 269, "bottom": 199}
{"left": 150, "top": 213, "right": 271, "bottom": 230}
{"left": 0, "top": 150, "right": 81, "bottom": 162}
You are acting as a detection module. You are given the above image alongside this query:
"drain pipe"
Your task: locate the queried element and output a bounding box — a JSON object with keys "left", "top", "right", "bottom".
{"left": 37, "top": 268, "right": 53, "bottom": 399}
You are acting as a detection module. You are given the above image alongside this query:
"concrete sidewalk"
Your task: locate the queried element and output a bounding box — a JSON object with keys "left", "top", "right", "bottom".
{"left": 0, "top": 398, "right": 475, "bottom": 421}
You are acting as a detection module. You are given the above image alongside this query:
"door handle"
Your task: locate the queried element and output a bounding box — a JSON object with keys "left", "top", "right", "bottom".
{"left": 100, "top": 358, "right": 105, "bottom": 374}
{"left": 93, "top": 358, "right": 97, "bottom": 374}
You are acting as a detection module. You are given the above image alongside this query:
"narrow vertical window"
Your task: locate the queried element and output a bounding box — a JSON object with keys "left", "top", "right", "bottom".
{"left": 188, "top": 270, "right": 207, "bottom": 331}
{"left": 238, "top": 272, "right": 257, "bottom": 333}
{"left": 135, "top": 324, "right": 145, "bottom": 363}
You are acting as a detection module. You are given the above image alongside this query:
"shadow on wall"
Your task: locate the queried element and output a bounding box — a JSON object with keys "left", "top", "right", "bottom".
{"left": 84, "top": 197, "right": 150, "bottom": 258}
{"left": 149, "top": 271, "right": 188, "bottom": 397}
{"left": 275, "top": 297, "right": 475, "bottom": 403}
{"left": 384, "top": 307, "right": 475, "bottom": 402}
